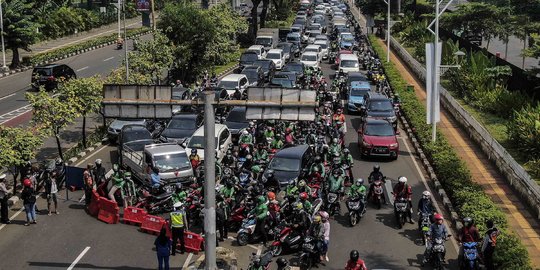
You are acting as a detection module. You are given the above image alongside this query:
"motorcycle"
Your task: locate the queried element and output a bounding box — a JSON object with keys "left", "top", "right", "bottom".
{"left": 236, "top": 215, "right": 271, "bottom": 246}
{"left": 460, "top": 242, "right": 480, "bottom": 270}
{"left": 299, "top": 236, "right": 321, "bottom": 270}
{"left": 247, "top": 251, "right": 273, "bottom": 270}
{"left": 394, "top": 197, "right": 408, "bottom": 229}
{"left": 423, "top": 236, "right": 451, "bottom": 270}
{"left": 347, "top": 195, "right": 366, "bottom": 226}
{"left": 135, "top": 187, "right": 174, "bottom": 214}
{"left": 270, "top": 222, "right": 303, "bottom": 256}
{"left": 369, "top": 177, "right": 386, "bottom": 209}
{"left": 419, "top": 212, "right": 432, "bottom": 245}
{"left": 325, "top": 192, "right": 341, "bottom": 216}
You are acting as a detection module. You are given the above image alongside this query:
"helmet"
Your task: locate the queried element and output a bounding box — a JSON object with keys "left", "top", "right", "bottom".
{"left": 152, "top": 166, "right": 159, "bottom": 174}
{"left": 249, "top": 121, "right": 255, "bottom": 127}
{"left": 286, "top": 128, "right": 292, "bottom": 133}
{"left": 398, "top": 176, "right": 407, "bottom": 183}
{"left": 422, "top": 190, "right": 431, "bottom": 198}
{"left": 298, "top": 180, "right": 306, "bottom": 187}
{"left": 332, "top": 138, "right": 338, "bottom": 143}
{"left": 55, "top": 158, "right": 63, "bottom": 166}
{"left": 191, "top": 149, "right": 197, "bottom": 154}
{"left": 123, "top": 171, "right": 131, "bottom": 178}
{"left": 314, "top": 215, "right": 321, "bottom": 223}
{"left": 251, "top": 165, "right": 261, "bottom": 174}
{"left": 319, "top": 211, "right": 329, "bottom": 221}
{"left": 356, "top": 178, "right": 364, "bottom": 186}
{"left": 267, "top": 169, "right": 275, "bottom": 178}
{"left": 313, "top": 166, "right": 319, "bottom": 172}
{"left": 373, "top": 165, "right": 380, "bottom": 172}
{"left": 333, "top": 168, "right": 341, "bottom": 175}
{"left": 276, "top": 258, "right": 288, "bottom": 267}
{"left": 246, "top": 154, "right": 252, "bottom": 160}
{"left": 173, "top": 202, "right": 183, "bottom": 209}
{"left": 300, "top": 192, "right": 308, "bottom": 200}
{"left": 257, "top": 196, "right": 266, "bottom": 204}
{"left": 315, "top": 156, "right": 322, "bottom": 162}
{"left": 295, "top": 202, "right": 304, "bottom": 210}
{"left": 23, "top": 178, "right": 32, "bottom": 187}
{"left": 434, "top": 213, "right": 443, "bottom": 221}
{"left": 95, "top": 159, "right": 102, "bottom": 166}
{"left": 267, "top": 192, "right": 276, "bottom": 201}
{"left": 242, "top": 130, "right": 249, "bottom": 135}
{"left": 343, "top": 148, "right": 350, "bottom": 154}
{"left": 113, "top": 164, "right": 119, "bottom": 172}
{"left": 463, "top": 217, "right": 473, "bottom": 227}
{"left": 350, "top": 250, "right": 359, "bottom": 261}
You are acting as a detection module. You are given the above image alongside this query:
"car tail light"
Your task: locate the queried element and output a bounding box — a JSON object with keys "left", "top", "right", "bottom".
{"left": 47, "top": 76, "right": 55, "bottom": 81}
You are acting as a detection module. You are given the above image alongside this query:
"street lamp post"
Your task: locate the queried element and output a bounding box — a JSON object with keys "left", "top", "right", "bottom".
{"left": 122, "top": 0, "right": 129, "bottom": 82}
{"left": 382, "top": 0, "right": 402, "bottom": 63}
{"left": 0, "top": 0, "right": 8, "bottom": 71}
{"left": 117, "top": 0, "right": 122, "bottom": 38}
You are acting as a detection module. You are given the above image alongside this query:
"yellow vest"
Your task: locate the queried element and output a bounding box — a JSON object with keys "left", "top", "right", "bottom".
{"left": 170, "top": 211, "right": 185, "bottom": 228}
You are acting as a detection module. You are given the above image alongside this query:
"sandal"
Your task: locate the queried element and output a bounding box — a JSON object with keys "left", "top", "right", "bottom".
{"left": 24, "top": 223, "right": 29, "bottom": 226}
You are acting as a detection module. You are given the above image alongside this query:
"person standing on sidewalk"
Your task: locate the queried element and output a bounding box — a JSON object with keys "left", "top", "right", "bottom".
{"left": 45, "top": 172, "right": 59, "bottom": 215}
{"left": 154, "top": 227, "right": 172, "bottom": 270}
{"left": 0, "top": 174, "right": 11, "bottom": 224}
{"left": 21, "top": 179, "right": 37, "bottom": 226}
{"left": 170, "top": 202, "right": 188, "bottom": 255}
{"left": 482, "top": 219, "right": 500, "bottom": 270}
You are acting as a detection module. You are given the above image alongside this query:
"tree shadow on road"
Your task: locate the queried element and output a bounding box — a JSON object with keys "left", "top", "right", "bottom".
{"left": 28, "top": 262, "right": 155, "bottom": 270}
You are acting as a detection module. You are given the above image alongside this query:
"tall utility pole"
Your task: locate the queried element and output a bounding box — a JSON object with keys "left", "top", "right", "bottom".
{"left": 203, "top": 91, "right": 217, "bottom": 270}
{"left": 117, "top": 0, "right": 122, "bottom": 38}
{"left": 151, "top": 0, "right": 156, "bottom": 31}
{"left": 384, "top": 0, "right": 390, "bottom": 62}
{"left": 0, "top": 0, "right": 7, "bottom": 71}
{"left": 123, "top": 0, "right": 129, "bottom": 82}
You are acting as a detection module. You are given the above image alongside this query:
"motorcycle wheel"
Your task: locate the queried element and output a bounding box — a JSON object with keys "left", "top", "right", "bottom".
{"left": 271, "top": 245, "right": 283, "bottom": 256}
{"left": 377, "top": 198, "right": 382, "bottom": 209}
{"left": 436, "top": 253, "right": 444, "bottom": 270}
{"left": 396, "top": 213, "right": 403, "bottom": 229}
{"left": 300, "top": 255, "right": 312, "bottom": 270}
{"left": 349, "top": 212, "right": 358, "bottom": 226}
{"left": 237, "top": 232, "right": 249, "bottom": 246}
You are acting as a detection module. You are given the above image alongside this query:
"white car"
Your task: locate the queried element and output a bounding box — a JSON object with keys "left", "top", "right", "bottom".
{"left": 308, "top": 30, "right": 322, "bottom": 44}
{"left": 314, "top": 40, "right": 329, "bottom": 59}
{"left": 184, "top": 124, "right": 232, "bottom": 162}
{"left": 246, "top": 45, "right": 266, "bottom": 59}
{"left": 304, "top": 45, "right": 323, "bottom": 61}
{"left": 266, "top": 49, "right": 286, "bottom": 70}
{"left": 300, "top": 52, "right": 320, "bottom": 68}
{"left": 338, "top": 54, "right": 360, "bottom": 74}
{"left": 218, "top": 74, "right": 249, "bottom": 95}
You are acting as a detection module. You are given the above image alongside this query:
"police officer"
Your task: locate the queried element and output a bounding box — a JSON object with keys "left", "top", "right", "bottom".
{"left": 170, "top": 202, "right": 188, "bottom": 255}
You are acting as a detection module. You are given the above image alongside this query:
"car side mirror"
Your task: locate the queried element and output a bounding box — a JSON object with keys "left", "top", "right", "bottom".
{"left": 395, "top": 130, "right": 400, "bottom": 135}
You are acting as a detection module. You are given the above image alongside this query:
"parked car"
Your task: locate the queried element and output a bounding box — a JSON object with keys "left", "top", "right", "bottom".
{"left": 31, "top": 64, "right": 76, "bottom": 91}
{"left": 108, "top": 119, "right": 147, "bottom": 143}
{"left": 159, "top": 114, "right": 203, "bottom": 143}
{"left": 266, "top": 49, "right": 286, "bottom": 70}
{"left": 184, "top": 124, "right": 232, "bottom": 161}
{"left": 218, "top": 74, "right": 249, "bottom": 96}
{"left": 262, "top": 145, "right": 314, "bottom": 187}
{"left": 239, "top": 51, "right": 259, "bottom": 71}
{"left": 347, "top": 81, "right": 371, "bottom": 113}
{"left": 300, "top": 52, "right": 320, "bottom": 68}
{"left": 253, "top": 59, "right": 277, "bottom": 82}
{"left": 358, "top": 119, "right": 399, "bottom": 160}
{"left": 240, "top": 66, "right": 265, "bottom": 87}
{"left": 361, "top": 94, "right": 398, "bottom": 130}
{"left": 224, "top": 106, "right": 249, "bottom": 143}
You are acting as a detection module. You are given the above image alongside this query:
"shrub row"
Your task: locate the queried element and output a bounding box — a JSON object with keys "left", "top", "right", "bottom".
{"left": 23, "top": 27, "right": 151, "bottom": 67}
{"left": 368, "top": 34, "right": 531, "bottom": 269}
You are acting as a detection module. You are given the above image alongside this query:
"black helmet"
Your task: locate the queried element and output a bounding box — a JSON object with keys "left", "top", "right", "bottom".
{"left": 463, "top": 217, "right": 473, "bottom": 227}
{"left": 276, "top": 258, "right": 288, "bottom": 267}
{"left": 315, "top": 156, "right": 322, "bottom": 162}
{"left": 350, "top": 250, "right": 359, "bottom": 261}
{"left": 373, "top": 165, "right": 380, "bottom": 172}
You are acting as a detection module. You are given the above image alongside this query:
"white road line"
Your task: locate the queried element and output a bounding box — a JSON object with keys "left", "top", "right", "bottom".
{"left": 103, "top": 57, "right": 114, "bottom": 62}
{"left": 67, "top": 246, "right": 91, "bottom": 270}
{"left": 399, "top": 136, "right": 460, "bottom": 252}
{"left": 256, "top": 246, "right": 262, "bottom": 256}
{"left": 76, "top": 66, "right": 89, "bottom": 72}
{"left": 182, "top": 252, "right": 194, "bottom": 269}
{"left": 0, "top": 208, "right": 24, "bottom": 231}
{"left": 0, "top": 93, "right": 16, "bottom": 101}
{"left": 75, "top": 145, "right": 108, "bottom": 167}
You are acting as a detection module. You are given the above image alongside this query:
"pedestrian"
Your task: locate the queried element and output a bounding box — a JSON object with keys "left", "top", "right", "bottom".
{"left": 0, "top": 174, "right": 11, "bottom": 224}
{"left": 45, "top": 172, "right": 59, "bottom": 215}
{"left": 154, "top": 227, "right": 172, "bottom": 270}
{"left": 83, "top": 165, "right": 95, "bottom": 206}
{"left": 21, "top": 179, "right": 37, "bottom": 226}
{"left": 169, "top": 202, "right": 188, "bottom": 255}
{"left": 482, "top": 219, "right": 500, "bottom": 270}
{"left": 320, "top": 211, "right": 331, "bottom": 262}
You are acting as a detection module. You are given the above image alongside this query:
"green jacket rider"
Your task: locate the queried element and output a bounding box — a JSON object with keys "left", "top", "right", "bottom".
{"left": 251, "top": 196, "right": 268, "bottom": 220}
{"left": 172, "top": 185, "right": 187, "bottom": 204}
{"left": 347, "top": 178, "right": 367, "bottom": 198}
{"left": 270, "top": 136, "right": 284, "bottom": 149}
{"left": 239, "top": 130, "right": 253, "bottom": 145}
{"left": 310, "top": 157, "right": 326, "bottom": 177}
{"left": 327, "top": 170, "right": 344, "bottom": 193}
{"left": 254, "top": 148, "right": 269, "bottom": 162}
{"left": 329, "top": 138, "right": 341, "bottom": 156}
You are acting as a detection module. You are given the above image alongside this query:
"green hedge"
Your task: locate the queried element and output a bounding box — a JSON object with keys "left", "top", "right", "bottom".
{"left": 23, "top": 27, "right": 151, "bottom": 66}
{"left": 368, "top": 35, "right": 531, "bottom": 269}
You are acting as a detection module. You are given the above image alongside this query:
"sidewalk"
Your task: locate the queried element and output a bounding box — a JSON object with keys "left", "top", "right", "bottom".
{"left": 4, "top": 16, "right": 143, "bottom": 67}
{"left": 374, "top": 37, "right": 540, "bottom": 268}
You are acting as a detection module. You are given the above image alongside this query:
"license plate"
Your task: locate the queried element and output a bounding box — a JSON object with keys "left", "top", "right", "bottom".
{"left": 376, "top": 148, "right": 387, "bottom": 153}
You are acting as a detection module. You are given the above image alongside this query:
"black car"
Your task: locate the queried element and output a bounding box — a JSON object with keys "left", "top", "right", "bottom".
{"left": 224, "top": 106, "right": 249, "bottom": 142}
{"left": 239, "top": 51, "right": 259, "bottom": 71}
{"left": 347, "top": 72, "right": 368, "bottom": 84}
{"left": 240, "top": 66, "right": 265, "bottom": 87}
{"left": 276, "top": 71, "right": 298, "bottom": 85}
{"left": 262, "top": 145, "right": 314, "bottom": 187}
{"left": 282, "top": 62, "right": 305, "bottom": 81}
{"left": 159, "top": 114, "right": 203, "bottom": 143}
{"left": 118, "top": 124, "right": 154, "bottom": 156}
{"left": 361, "top": 94, "right": 398, "bottom": 129}
{"left": 31, "top": 64, "right": 76, "bottom": 91}
{"left": 277, "top": 42, "right": 294, "bottom": 62}
{"left": 192, "top": 87, "right": 230, "bottom": 116}
{"left": 253, "top": 59, "right": 276, "bottom": 82}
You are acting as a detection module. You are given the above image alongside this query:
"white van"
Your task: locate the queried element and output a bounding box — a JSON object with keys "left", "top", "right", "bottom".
{"left": 338, "top": 54, "right": 360, "bottom": 74}
{"left": 247, "top": 45, "right": 266, "bottom": 59}
{"left": 184, "top": 124, "right": 232, "bottom": 162}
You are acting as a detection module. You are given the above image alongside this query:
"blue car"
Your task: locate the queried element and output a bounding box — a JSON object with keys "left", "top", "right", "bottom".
{"left": 347, "top": 81, "right": 371, "bottom": 113}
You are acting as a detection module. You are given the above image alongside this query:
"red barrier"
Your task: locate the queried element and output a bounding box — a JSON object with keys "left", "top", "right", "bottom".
{"left": 183, "top": 231, "right": 204, "bottom": 254}
{"left": 97, "top": 197, "right": 120, "bottom": 224}
{"left": 88, "top": 190, "right": 101, "bottom": 217}
{"left": 123, "top": 207, "right": 147, "bottom": 225}
{"left": 140, "top": 215, "right": 166, "bottom": 235}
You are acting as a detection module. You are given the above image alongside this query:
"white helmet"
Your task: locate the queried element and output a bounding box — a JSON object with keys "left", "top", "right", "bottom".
{"left": 398, "top": 176, "right": 407, "bottom": 183}
{"left": 356, "top": 178, "right": 364, "bottom": 186}
{"left": 422, "top": 190, "right": 431, "bottom": 198}
{"left": 173, "top": 202, "right": 183, "bottom": 209}
{"left": 242, "top": 130, "right": 249, "bottom": 135}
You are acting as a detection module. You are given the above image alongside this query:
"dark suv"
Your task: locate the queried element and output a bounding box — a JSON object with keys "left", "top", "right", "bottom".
{"left": 361, "top": 94, "right": 398, "bottom": 130}
{"left": 262, "top": 145, "right": 314, "bottom": 187}
{"left": 31, "top": 64, "right": 76, "bottom": 91}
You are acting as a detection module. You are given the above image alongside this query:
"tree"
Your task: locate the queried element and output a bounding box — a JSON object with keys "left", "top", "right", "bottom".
{"left": 260, "top": 0, "right": 270, "bottom": 28}
{"left": 58, "top": 76, "right": 103, "bottom": 148}
{"left": 0, "top": 127, "right": 42, "bottom": 188}
{"left": 525, "top": 33, "right": 540, "bottom": 58}
{"left": 356, "top": 0, "right": 385, "bottom": 17}
{"left": 2, "top": 0, "right": 41, "bottom": 68}
{"left": 249, "top": 0, "right": 262, "bottom": 39}
{"left": 26, "top": 89, "right": 77, "bottom": 161}
{"left": 129, "top": 31, "right": 175, "bottom": 84}
{"left": 206, "top": 4, "right": 248, "bottom": 65}
{"left": 271, "top": 0, "right": 295, "bottom": 20}
{"left": 104, "top": 68, "right": 154, "bottom": 84}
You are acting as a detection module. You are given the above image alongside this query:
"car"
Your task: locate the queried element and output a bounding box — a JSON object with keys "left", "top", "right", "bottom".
{"left": 276, "top": 42, "right": 293, "bottom": 62}
{"left": 253, "top": 59, "right": 277, "bottom": 82}
{"left": 159, "top": 114, "right": 203, "bottom": 143}
{"left": 300, "top": 52, "right": 320, "bottom": 68}
{"left": 172, "top": 86, "right": 193, "bottom": 114}
{"left": 358, "top": 119, "right": 399, "bottom": 160}
{"left": 347, "top": 72, "right": 368, "bottom": 84}
{"left": 314, "top": 40, "right": 329, "bottom": 59}
{"left": 282, "top": 62, "right": 305, "bottom": 81}
{"left": 108, "top": 119, "right": 147, "bottom": 143}
{"left": 218, "top": 74, "right": 249, "bottom": 96}
{"left": 361, "top": 94, "right": 398, "bottom": 130}
{"left": 290, "top": 25, "right": 304, "bottom": 35}
{"left": 270, "top": 74, "right": 296, "bottom": 88}
{"left": 304, "top": 44, "right": 323, "bottom": 61}
{"left": 118, "top": 124, "right": 154, "bottom": 157}
{"left": 262, "top": 144, "right": 314, "bottom": 187}
{"left": 314, "top": 34, "right": 329, "bottom": 43}
{"left": 311, "top": 15, "right": 327, "bottom": 32}
{"left": 286, "top": 32, "right": 302, "bottom": 50}
{"left": 247, "top": 45, "right": 267, "bottom": 59}
{"left": 334, "top": 49, "right": 353, "bottom": 66}
{"left": 240, "top": 65, "right": 265, "bottom": 86}
{"left": 266, "top": 49, "right": 286, "bottom": 70}
{"left": 277, "top": 71, "right": 298, "bottom": 85}
{"left": 224, "top": 106, "right": 249, "bottom": 142}
{"left": 307, "top": 30, "right": 322, "bottom": 44}
{"left": 306, "top": 23, "right": 322, "bottom": 32}
{"left": 347, "top": 81, "right": 371, "bottom": 113}
{"left": 31, "top": 64, "right": 76, "bottom": 91}
{"left": 338, "top": 54, "right": 360, "bottom": 74}
{"left": 339, "top": 32, "right": 356, "bottom": 49}
{"left": 239, "top": 51, "right": 259, "bottom": 71}
{"left": 184, "top": 124, "right": 232, "bottom": 161}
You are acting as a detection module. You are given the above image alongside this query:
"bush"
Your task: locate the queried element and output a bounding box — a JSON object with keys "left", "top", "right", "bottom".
{"left": 507, "top": 104, "right": 540, "bottom": 159}
{"left": 369, "top": 34, "right": 532, "bottom": 269}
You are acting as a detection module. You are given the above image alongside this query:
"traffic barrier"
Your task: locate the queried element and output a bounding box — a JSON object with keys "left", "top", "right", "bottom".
{"left": 123, "top": 206, "right": 147, "bottom": 226}
{"left": 97, "top": 197, "right": 120, "bottom": 224}
{"left": 140, "top": 215, "right": 166, "bottom": 235}
{"left": 88, "top": 190, "right": 101, "bottom": 217}
{"left": 183, "top": 231, "right": 204, "bottom": 254}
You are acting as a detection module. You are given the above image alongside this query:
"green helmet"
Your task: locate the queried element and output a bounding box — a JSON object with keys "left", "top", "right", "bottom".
{"left": 257, "top": 196, "right": 266, "bottom": 204}
{"left": 252, "top": 165, "right": 262, "bottom": 173}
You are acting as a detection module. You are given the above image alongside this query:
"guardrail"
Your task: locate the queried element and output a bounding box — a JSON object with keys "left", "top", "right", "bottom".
{"left": 388, "top": 35, "right": 540, "bottom": 219}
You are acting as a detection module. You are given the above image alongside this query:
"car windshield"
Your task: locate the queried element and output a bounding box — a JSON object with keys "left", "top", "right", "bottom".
{"left": 153, "top": 153, "right": 191, "bottom": 172}
{"left": 33, "top": 68, "right": 52, "bottom": 76}
{"left": 226, "top": 109, "right": 247, "bottom": 123}
{"left": 287, "top": 36, "right": 300, "bottom": 42}
{"left": 256, "top": 37, "right": 272, "bottom": 46}
{"left": 168, "top": 118, "right": 196, "bottom": 129}
{"left": 241, "top": 70, "right": 258, "bottom": 80}
{"left": 217, "top": 80, "right": 238, "bottom": 90}
{"left": 254, "top": 61, "right": 271, "bottom": 69}
{"left": 283, "top": 64, "right": 303, "bottom": 73}
{"left": 350, "top": 89, "right": 369, "bottom": 96}
{"left": 188, "top": 136, "right": 218, "bottom": 149}
{"left": 316, "top": 43, "right": 328, "bottom": 49}
{"left": 342, "top": 35, "right": 354, "bottom": 42}
{"left": 124, "top": 140, "right": 153, "bottom": 151}
{"left": 267, "top": 53, "right": 281, "bottom": 59}
{"left": 271, "top": 79, "right": 294, "bottom": 88}
{"left": 122, "top": 129, "right": 151, "bottom": 143}
{"left": 269, "top": 157, "right": 301, "bottom": 172}
{"left": 368, "top": 100, "right": 394, "bottom": 111}
{"left": 309, "top": 32, "right": 319, "bottom": 38}
{"left": 364, "top": 123, "right": 395, "bottom": 136}
{"left": 341, "top": 60, "right": 358, "bottom": 68}
{"left": 240, "top": 53, "right": 258, "bottom": 62}
{"left": 302, "top": 54, "right": 317, "bottom": 61}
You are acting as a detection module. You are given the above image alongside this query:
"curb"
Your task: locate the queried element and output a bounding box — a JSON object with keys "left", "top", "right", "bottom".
{"left": 217, "top": 64, "right": 239, "bottom": 79}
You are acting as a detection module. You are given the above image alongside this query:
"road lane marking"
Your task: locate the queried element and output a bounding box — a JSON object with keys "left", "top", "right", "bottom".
{"left": 103, "top": 57, "right": 114, "bottom": 62}
{"left": 256, "top": 246, "right": 262, "bottom": 256}
{"left": 75, "top": 145, "right": 108, "bottom": 167}
{"left": 0, "top": 207, "right": 24, "bottom": 231}
{"left": 67, "top": 246, "right": 91, "bottom": 270}
{"left": 0, "top": 93, "right": 15, "bottom": 101}
{"left": 182, "top": 252, "right": 194, "bottom": 269}
{"left": 76, "top": 66, "right": 89, "bottom": 72}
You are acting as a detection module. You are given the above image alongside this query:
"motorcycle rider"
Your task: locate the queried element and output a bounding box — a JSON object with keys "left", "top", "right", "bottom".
{"left": 458, "top": 217, "right": 480, "bottom": 263}
{"left": 299, "top": 192, "right": 312, "bottom": 214}
{"left": 290, "top": 202, "right": 311, "bottom": 236}
{"left": 263, "top": 126, "right": 274, "bottom": 144}
{"left": 308, "top": 215, "right": 326, "bottom": 262}
{"left": 320, "top": 211, "right": 331, "bottom": 262}
{"left": 150, "top": 166, "right": 161, "bottom": 189}
{"left": 310, "top": 156, "right": 326, "bottom": 178}
{"left": 250, "top": 196, "right": 269, "bottom": 246}
{"left": 367, "top": 165, "right": 385, "bottom": 202}
{"left": 254, "top": 143, "right": 269, "bottom": 163}
{"left": 423, "top": 213, "right": 449, "bottom": 264}
{"left": 267, "top": 192, "right": 280, "bottom": 227}
{"left": 92, "top": 159, "right": 106, "bottom": 187}
{"left": 417, "top": 190, "right": 435, "bottom": 226}
{"left": 263, "top": 170, "right": 280, "bottom": 191}
{"left": 232, "top": 87, "right": 242, "bottom": 100}
{"left": 345, "top": 250, "right": 368, "bottom": 270}
{"left": 172, "top": 183, "right": 187, "bottom": 205}
{"left": 219, "top": 179, "right": 236, "bottom": 209}
{"left": 108, "top": 171, "right": 125, "bottom": 203}
{"left": 189, "top": 149, "right": 201, "bottom": 169}
{"left": 216, "top": 194, "right": 228, "bottom": 242}
{"left": 347, "top": 178, "right": 367, "bottom": 198}
{"left": 329, "top": 138, "right": 342, "bottom": 156}
{"left": 333, "top": 108, "right": 346, "bottom": 126}
{"left": 284, "top": 128, "right": 295, "bottom": 146}
{"left": 239, "top": 129, "right": 254, "bottom": 145}
{"left": 393, "top": 176, "right": 414, "bottom": 224}
{"left": 222, "top": 150, "right": 236, "bottom": 168}
{"left": 270, "top": 134, "right": 284, "bottom": 150}
{"left": 327, "top": 168, "right": 345, "bottom": 196}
